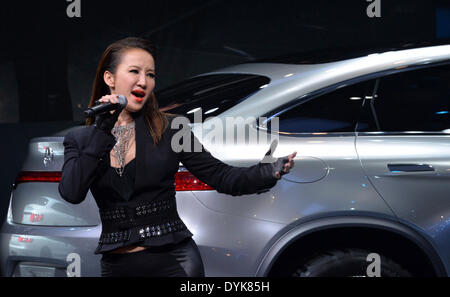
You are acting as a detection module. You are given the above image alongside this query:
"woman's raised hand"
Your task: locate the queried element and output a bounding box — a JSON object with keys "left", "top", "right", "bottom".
{"left": 94, "top": 94, "right": 125, "bottom": 132}
{"left": 97, "top": 94, "right": 122, "bottom": 114}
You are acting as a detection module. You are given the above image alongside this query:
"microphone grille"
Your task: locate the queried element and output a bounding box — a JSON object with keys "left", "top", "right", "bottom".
{"left": 117, "top": 95, "right": 128, "bottom": 108}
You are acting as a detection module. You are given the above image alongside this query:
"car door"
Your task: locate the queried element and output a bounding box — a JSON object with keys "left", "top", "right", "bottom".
{"left": 256, "top": 78, "right": 396, "bottom": 222}
{"left": 355, "top": 63, "right": 450, "bottom": 268}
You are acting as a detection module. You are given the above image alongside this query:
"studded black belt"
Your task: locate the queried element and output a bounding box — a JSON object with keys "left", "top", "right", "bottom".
{"left": 98, "top": 229, "right": 131, "bottom": 245}
{"left": 98, "top": 219, "right": 187, "bottom": 245}
{"left": 137, "top": 219, "right": 186, "bottom": 239}
{"left": 99, "top": 199, "right": 175, "bottom": 222}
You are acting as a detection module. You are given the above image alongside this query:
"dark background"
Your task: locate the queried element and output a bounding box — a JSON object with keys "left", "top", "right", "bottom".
{"left": 0, "top": 0, "right": 449, "bottom": 221}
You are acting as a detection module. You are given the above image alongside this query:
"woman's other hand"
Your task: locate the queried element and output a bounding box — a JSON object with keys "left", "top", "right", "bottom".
{"left": 274, "top": 151, "right": 296, "bottom": 179}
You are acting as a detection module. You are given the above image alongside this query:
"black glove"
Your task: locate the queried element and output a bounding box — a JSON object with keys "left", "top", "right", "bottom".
{"left": 270, "top": 156, "right": 290, "bottom": 178}
{"left": 260, "top": 139, "right": 290, "bottom": 179}
{"left": 94, "top": 107, "right": 123, "bottom": 133}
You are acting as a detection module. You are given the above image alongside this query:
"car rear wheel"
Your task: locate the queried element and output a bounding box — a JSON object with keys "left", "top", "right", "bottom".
{"left": 292, "top": 248, "right": 412, "bottom": 277}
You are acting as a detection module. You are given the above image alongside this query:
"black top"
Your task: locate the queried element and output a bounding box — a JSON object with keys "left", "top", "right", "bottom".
{"left": 58, "top": 113, "right": 279, "bottom": 254}
{"left": 103, "top": 159, "right": 136, "bottom": 202}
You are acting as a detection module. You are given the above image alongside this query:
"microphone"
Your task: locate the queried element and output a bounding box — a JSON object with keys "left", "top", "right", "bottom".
{"left": 83, "top": 95, "right": 128, "bottom": 118}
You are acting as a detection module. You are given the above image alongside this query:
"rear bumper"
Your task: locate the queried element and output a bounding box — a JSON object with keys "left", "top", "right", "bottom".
{"left": 0, "top": 222, "right": 102, "bottom": 276}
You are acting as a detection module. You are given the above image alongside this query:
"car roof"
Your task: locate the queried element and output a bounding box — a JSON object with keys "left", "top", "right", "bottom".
{"left": 205, "top": 43, "right": 450, "bottom": 78}
{"left": 248, "top": 40, "right": 450, "bottom": 64}
{"left": 191, "top": 43, "right": 450, "bottom": 121}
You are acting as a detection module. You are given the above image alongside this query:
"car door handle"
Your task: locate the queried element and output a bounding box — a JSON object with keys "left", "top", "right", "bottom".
{"left": 387, "top": 164, "right": 435, "bottom": 172}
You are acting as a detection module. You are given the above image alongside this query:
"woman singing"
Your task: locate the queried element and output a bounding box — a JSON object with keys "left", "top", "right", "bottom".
{"left": 58, "top": 37, "right": 296, "bottom": 277}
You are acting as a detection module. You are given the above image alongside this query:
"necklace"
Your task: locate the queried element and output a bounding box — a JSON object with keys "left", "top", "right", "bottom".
{"left": 111, "top": 121, "right": 135, "bottom": 177}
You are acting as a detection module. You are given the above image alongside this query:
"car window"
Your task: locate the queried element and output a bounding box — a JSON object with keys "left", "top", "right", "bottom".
{"left": 268, "top": 80, "right": 375, "bottom": 134}
{"left": 367, "top": 63, "right": 450, "bottom": 132}
{"left": 156, "top": 74, "right": 270, "bottom": 122}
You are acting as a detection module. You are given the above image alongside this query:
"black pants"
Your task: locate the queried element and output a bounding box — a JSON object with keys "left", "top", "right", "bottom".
{"left": 100, "top": 238, "right": 205, "bottom": 277}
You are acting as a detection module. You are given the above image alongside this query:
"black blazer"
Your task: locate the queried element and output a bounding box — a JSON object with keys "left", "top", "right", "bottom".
{"left": 58, "top": 112, "right": 278, "bottom": 208}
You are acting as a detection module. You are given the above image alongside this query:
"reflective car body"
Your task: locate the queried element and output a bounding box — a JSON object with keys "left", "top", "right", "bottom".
{"left": 1, "top": 43, "right": 449, "bottom": 276}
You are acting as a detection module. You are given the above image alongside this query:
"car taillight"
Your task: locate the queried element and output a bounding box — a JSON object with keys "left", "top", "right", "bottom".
{"left": 15, "top": 170, "right": 211, "bottom": 192}
{"left": 17, "top": 236, "right": 32, "bottom": 243}
{"left": 29, "top": 213, "right": 43, "bottom": 222}
{"left": 175, "top": 171, "right": 213, "bottom": 191}
{"left": 15, "top": 171, "right": 61, "bottom": 184}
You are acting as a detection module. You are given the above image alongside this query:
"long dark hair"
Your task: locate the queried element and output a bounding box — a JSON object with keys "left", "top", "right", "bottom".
{"left": 86, "top": 37, "right": 170, "bottom": 145}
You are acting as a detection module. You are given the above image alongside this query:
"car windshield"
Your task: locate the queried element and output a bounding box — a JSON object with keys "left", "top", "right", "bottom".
{"left": 156, "top": 74, "right": 270, "bottom": 122}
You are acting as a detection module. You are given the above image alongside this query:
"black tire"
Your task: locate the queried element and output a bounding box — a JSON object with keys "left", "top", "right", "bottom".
{"left": 293, "top": 249, "right": 412, "bottom": 277}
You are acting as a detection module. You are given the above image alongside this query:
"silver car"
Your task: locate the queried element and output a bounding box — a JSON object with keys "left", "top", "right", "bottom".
{"left": 1, "top": 43, "right": 449, "bottom": 277}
